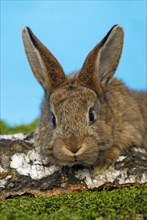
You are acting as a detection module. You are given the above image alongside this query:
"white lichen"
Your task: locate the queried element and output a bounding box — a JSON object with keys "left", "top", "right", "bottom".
{"left": 116, "top": 156, "right": 126, "bottom": 162}
{"left": 0, "top": 166, "right": 11, "bottom": 188}
{"left": 75, "top": 164, "right": 147, "bottom": 188}
{"left": 0, "top": 175, "right": 12, "bottom": 188}
{"left": 75, "top": 168, "right": 94, "bottom": 188}
{"left": 133, "top": 147, "right": 147, "bottom": 154}
{"left": 0, "top": 133, "right": 34, "bottom": 143}
{"left": 10, "top": 150, "right": 59, "bottom": 179}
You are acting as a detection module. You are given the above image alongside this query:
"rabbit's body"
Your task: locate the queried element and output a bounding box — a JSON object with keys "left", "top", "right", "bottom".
{"left": 35, "top": 76, "right": 146, "bottom": 166}
{"left": 22, "top": 25, "right": 147, "bottom": 167}
{"left": 130, "top": 90, "right": 146, "bottom": 120}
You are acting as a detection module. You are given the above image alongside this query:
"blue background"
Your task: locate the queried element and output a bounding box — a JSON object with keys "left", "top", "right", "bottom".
{"left": 1, "top": 1, "right": 146, "bottom": 125}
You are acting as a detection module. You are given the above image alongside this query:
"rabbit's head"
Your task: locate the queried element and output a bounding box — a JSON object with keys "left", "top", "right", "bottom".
{"left": 22, "top": 25, "right": 124, "bottom": 166}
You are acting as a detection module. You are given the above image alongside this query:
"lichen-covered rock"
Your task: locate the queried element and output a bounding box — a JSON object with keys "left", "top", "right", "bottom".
{"left": 0, "top": 134, "right": 147, "bottom": 198}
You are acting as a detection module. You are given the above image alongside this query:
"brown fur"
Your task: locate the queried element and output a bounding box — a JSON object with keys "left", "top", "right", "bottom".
{"left": 22, "top": 25, "right": 147, "bottom": 167}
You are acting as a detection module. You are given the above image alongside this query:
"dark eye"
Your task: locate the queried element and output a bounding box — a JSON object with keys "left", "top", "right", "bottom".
{"left": 89, "top": 107, "right": 95, "bottom": 125}
{"left": 51, "top": 112, "right": 56, "bottom": 128}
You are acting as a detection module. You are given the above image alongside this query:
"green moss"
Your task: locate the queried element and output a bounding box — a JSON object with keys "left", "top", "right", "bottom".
{"left": 0, "top": 119, "right": 38, "bottom": 134}
{"left": 0, "top": 186, "right": 147, "bottom": 220}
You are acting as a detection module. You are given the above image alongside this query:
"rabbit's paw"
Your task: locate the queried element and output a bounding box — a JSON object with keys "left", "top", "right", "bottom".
{"left": 101, "top": 147, "right": 121, "bottom": 168}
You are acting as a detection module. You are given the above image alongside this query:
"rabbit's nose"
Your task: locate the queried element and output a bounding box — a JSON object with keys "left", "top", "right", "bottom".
{"left": 61, "top": 145, "right": 80, "bottom": 156}
{"left": 68, "top": 144, "right": 81, "bottom": 154}
{"left": 70, "top": 148, "right": 79, "bottom": 154}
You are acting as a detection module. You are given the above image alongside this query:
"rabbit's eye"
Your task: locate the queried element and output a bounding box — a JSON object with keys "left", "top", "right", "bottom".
{"left": 88, "top": 107, "right": 95, "bottom": 125}
{"left": 51, "top": 112, "right": 56, "bottom": 128}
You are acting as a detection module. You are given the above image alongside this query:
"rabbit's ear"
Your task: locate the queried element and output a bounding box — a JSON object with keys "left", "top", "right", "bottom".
{"left": 22, "top": 27, "right": 67, "bottom": 94}
{"left": 78, "top": 25, "right": 124, "bottom": 93}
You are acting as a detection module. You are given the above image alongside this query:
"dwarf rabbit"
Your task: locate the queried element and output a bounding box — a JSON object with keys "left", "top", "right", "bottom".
{"left": 22, "top": 25, "right": 147, "bottom": 167}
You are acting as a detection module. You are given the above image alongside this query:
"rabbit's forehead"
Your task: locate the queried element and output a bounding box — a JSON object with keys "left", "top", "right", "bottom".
{"left": 50, "top": 87, "right": 97, "bottom": 106}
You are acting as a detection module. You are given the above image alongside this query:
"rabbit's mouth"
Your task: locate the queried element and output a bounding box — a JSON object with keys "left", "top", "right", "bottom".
{"left": 52, "top": 138, "right": 101, "bottom": 166}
